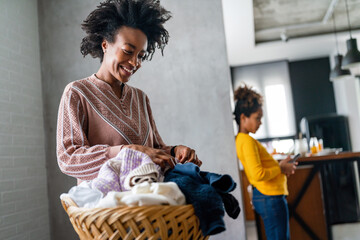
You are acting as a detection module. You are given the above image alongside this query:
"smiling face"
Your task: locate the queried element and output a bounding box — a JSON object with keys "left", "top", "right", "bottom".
{"left": 99, "top": 26, "right": 148, "bottom": 84}
{"left": 240, "top": 108, "right": 263, "bottom": 134}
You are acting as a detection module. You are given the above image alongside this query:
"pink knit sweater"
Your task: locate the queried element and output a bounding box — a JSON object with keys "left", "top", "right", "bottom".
{"left": 56, "top": 74, "right": 170, "bottom": 181}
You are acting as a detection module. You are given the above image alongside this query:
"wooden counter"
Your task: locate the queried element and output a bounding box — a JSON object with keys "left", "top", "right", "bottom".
{"left": 287, "top": 166, "right": 327, "bottom": 240}
{"left": 297, "top": 151, "right": 360, "bottom": 164}
{"left": 296, "top": 151, "right": 360, "bottom": 240}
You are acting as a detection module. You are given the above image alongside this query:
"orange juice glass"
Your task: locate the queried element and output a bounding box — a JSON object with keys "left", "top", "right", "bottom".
{"left": 310, "top": 137, "right": 319, "bottom": 154}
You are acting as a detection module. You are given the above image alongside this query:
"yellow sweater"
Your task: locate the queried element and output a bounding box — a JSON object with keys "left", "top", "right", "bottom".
{"left": 235, "top": 133, "right": 288, "bottom": 196}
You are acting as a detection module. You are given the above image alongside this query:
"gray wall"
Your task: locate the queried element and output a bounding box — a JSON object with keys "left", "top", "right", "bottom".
{"left": 0, "top": 0, "right": 50, "bottom": 239}
{"left": 38, "top": 0, "right": 245, "bottom": 239}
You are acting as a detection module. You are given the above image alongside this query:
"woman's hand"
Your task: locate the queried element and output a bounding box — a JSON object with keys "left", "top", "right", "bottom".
{"left": 127, "top": 145, "right": 175, "bottom": 170}
{"left": 173, "top": 145, "right": 202, "bottom": 167}
{"left": 279, "top": 155, "right": 297, "bottom": 177}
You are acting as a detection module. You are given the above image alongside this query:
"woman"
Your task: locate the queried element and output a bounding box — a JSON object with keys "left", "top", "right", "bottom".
{"left": 56, "top": 0, "right": 201, "bottom": 183}
{"left": 234, "top": 84, "right": 297, "bottom": 240}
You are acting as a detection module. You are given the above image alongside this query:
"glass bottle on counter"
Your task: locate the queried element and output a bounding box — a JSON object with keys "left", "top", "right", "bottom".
{"left": 318, "top": 138, "right": 324, "bottom": 152}
{"left": 309, "top": 137, "right": 319, "bottom": 154}
{"left": 294, "top": 132, "right": 308, "bottom": 156}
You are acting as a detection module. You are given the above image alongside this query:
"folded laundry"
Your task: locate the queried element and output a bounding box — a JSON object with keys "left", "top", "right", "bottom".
{"left": 200, "top": 171, "right": 240, "bottom": 219}
{"left": 91, "top": 148, "right": 161, "bottom": 195}
{"left": 95, "top": 182, "right": 186, "bottom": 207}
{"left": 61, "top": 148, "right": 240, "bottom": 234}
{"left": 164, "top": 162, "right": 240, "bottom": 236}
{"left": 220, "top": 193, "right": 241, "bottom": 219}
{"left": 124, "top": 163, "right": 159, "bottom": 189}
{"left": 60, "top": 181, "right": 186, "bottom": 208}
{"left": 60, "top": 181, "right": 103, "bottom": 208}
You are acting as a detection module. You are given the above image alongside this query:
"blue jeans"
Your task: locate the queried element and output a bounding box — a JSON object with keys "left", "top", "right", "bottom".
{"left": 252, "top": 187, "right": 290, "bottom": 240}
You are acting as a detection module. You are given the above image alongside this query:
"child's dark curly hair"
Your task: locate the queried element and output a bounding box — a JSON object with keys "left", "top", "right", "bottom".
{"left": 233, "top": 84, "right": 263, "bottom": 125}
{"left": 80, "top": 0, "right": 171, "bottom": 62}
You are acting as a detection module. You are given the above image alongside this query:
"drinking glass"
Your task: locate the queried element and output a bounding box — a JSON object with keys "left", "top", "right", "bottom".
{"left": 310, "top": 137, "right": 319, "bottom": 154}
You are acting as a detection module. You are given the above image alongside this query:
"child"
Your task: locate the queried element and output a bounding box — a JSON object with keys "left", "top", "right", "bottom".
{"left": 234, "top": 84, "right": 297, "bottom": 240}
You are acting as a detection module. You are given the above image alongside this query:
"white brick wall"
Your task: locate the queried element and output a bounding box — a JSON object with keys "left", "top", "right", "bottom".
{"left": 0, "top": 1, "right": 50, "bottom": 239}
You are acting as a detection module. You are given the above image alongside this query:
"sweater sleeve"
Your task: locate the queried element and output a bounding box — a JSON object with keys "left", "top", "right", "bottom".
{"left": 145, "top": 95, "right": 172, "bottom": 154}
{"left": 237, "top": 136, "right": 280, "bottom": 182}
{"left": 56, "top": 85, "right": 122, "bottom": 181}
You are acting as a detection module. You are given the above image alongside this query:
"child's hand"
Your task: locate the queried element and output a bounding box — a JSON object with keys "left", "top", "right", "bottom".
{"left": 279, "top": 155, "right": 298, "bottom": 177}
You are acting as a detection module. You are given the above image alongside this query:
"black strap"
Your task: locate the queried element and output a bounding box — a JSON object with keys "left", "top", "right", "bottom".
{"left": 170, "top": 145, "right": 177, "bottom": 157}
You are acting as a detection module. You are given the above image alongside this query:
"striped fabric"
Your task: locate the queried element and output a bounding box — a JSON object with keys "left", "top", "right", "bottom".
{"left": 56, "top": 74, "right": 168, "bottom": 181}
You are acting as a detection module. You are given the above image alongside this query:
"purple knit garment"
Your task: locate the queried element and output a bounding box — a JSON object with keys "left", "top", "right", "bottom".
{"left": 91, "top": 148, "right": 157, "bottom": 195}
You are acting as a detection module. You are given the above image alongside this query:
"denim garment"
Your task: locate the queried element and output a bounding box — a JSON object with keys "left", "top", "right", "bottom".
{"left": 252, "top": 187, "right": 290, "bottom": 240}
{"left": 164, "top": 163, "right": 240, "bottom": 236}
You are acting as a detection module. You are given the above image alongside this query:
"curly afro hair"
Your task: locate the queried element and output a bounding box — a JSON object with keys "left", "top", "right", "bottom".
{"left": 233, "top": 84, "right": 263, "bottom": 126}
{"left": 80, "top": 0, "right": 171, "bottom": 62}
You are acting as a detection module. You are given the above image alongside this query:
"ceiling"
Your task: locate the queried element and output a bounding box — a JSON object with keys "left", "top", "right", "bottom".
{"left": 254, "top": 0, "right": 360, "bottom": 43}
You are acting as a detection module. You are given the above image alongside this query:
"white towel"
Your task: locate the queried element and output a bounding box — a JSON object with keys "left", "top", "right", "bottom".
{"left": 95, "top": 182, "right": 186, "bottom": 208}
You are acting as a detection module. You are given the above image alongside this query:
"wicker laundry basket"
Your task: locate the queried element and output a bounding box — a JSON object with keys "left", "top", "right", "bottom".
{"left": 61, "top": 196, "right": 209, "bottom": 240}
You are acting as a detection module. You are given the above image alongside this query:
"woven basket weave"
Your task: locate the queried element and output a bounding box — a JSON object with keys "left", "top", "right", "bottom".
{"left": 61, "top": 196, "right": 209, "bottom": 240}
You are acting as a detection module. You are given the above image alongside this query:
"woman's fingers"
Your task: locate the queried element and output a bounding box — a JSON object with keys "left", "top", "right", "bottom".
{"left": 194, "top": 157, "right": 202, "bottom": 167}
{"left": 129, "top": 145, "right": 176, "bottom": 169}
{"left": 178, "top": 146, "right": 191, "bottom": 163}
{"left": 283, "top": 155, "right": 292, "bottom": 162}
{"left": 185, "top": 152, "right": 203, "bottom": 167}
{"left": 193, "top": 153, "right": 202, "bottom": 167}
{"left": 152, "top": 149, "right": 175, "bottom": 169}
{"left": 187, "top": 149, "right": 196, "bottom": 162}
{"left": 176, "top": 145, "right": 195, "bottom": 164}
{"left": 175, "top": 145, "right": 202, "bottom": 167}
{"left": 162, "top": 156, "right": 175, "bottom": 169}
{"left": 131, "top": 144, "right": 202, "bottom": 169}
